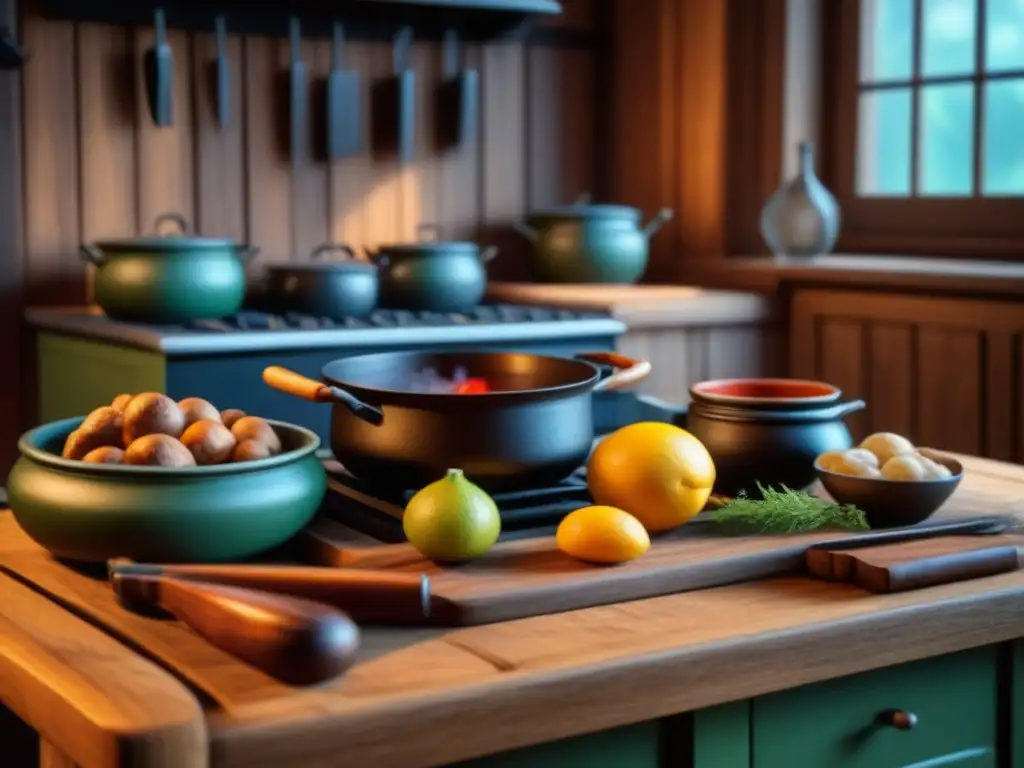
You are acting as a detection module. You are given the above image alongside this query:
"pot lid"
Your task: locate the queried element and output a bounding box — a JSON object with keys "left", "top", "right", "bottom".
{"left": 374, "top": 241, "right": 481, "bottom": 255}
{"left": 90, "top": 234, "right": 245, "bottom": 253}
{"left": 266, "top": 260, "right": 376, "bottom": 273}
{"left": 527, "top": 204, "right": 641, "bottom": 221}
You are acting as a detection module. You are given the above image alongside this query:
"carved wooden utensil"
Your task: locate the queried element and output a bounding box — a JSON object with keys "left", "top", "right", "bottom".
{"left": 806, "top": 534, "right": 1023, "bottom": 593}
{"left": 108, "top": 560, "right": 436, "bottom": 624}
{"left": 111, "top": 571, "right": 360, "bottom": 686}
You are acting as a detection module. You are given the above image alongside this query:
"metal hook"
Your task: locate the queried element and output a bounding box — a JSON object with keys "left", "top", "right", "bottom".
{"left": 442, "top": 29, "right": 459, "bottom": 78}
{"left": 393, "top": 26, "right": 413, "bottom": 74}
{"left": 289, "top": 17, "right": 302, "bottom": 63}
{"left": 154, "top": 7, "right": 167, "bottom": 46}
{"left": 332, "top": 23, "right": 345, "bottom": 70}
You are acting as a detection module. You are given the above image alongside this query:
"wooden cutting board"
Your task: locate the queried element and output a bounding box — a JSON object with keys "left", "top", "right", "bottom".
{"left": 296, "top": 512, "right": 1017, "bottom": 625}
{"left": 805, "top": 535, "right": 1023, "bottom": 593}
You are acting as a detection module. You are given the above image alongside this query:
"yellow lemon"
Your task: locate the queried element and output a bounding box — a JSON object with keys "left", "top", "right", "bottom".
{"left": 556, "top": 505, "right": 651, "bottom": 564}
{"left": 587, "top": 422, "right": 715, "bottom": 532}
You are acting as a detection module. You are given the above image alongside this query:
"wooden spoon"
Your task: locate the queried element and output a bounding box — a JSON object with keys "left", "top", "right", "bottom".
{"left": 112, "top": 572, "right": 359, "bottom": 686}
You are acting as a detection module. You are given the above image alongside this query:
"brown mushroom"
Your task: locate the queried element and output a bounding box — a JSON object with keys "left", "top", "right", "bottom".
{"left": 231, "top": 439, "right": 274, "bottom": 463}
{"left": 179, "top": 397, "right": 221, "bottom": 428}
{"left": 180, "top": 419, "right": 237, "bottom": 465}
{"left": 124, "top": 434, "right": 197, "bottom": 467}
{"left": 111, "top": 394, "right": 133, "bottom": 413}
{"left": 220, "top": 409, "right": 247, "bottom": 430}
{"left": 82, "top": 446, "right": 126, "bottom": 464}
{"left": 122, "top": 393, "right": 186, "bottom": 445}
{"left": 229, "top": 416, "right": 282, "bottom": 455}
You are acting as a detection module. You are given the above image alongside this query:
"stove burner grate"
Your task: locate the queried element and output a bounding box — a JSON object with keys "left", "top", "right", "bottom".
{"left": 319, "top": 463, "right": 593, "bottom": 542}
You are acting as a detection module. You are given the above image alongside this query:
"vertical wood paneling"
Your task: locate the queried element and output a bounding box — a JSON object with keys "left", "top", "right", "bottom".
{"left": 818, "top": 319, "right": 867, "bottom": 440}
{"left": 21, "top": 14, "right": 79, "bottom": 305}
{"left": 437, "top": 43, "right": 481, "bottom": 242}
{"left": 867, "top": 324, "right": 914, "bottom": 439}
{"left": 291, "top": 39, "right": 330, "bottom": 260}
{"left": 191, "top": 31, "right": 245, "bottom": 242}
{"left": 481, "top": 41, "right": 527, "bottom": 279}
{"left": 134, "top": 29, "right": 194, "bottom": 232}
{"left": 791, "top": 289, "right": 1024, "bottom": 460}
{"left": 244, "top": 37, "right": 294, "bottom": 262}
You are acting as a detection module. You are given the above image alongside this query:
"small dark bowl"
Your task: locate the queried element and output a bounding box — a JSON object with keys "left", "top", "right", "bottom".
{"left": 814, "top": 448, "right": 964, "bottom": 529}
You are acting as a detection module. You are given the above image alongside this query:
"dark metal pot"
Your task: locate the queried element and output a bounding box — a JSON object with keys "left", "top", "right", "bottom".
{"left": 513, "top": 194, "right": 673, "bottom": 284}
{"left": 264, "top": 243, "right": 379, "bottom": 319}
{"left": 6, "top": 417, "right": 326, "bottom": 563}
{"left": 630, "top": 378, "right": 866, "bottom": 497}
{"left": 366, "top": 225, "right": 497, "bottom": 313}
{"left": 262, "top": 350, "right": 651, "bottom": 492}
{"left": 80, "top": 213, "right": 258, "bottom": 324}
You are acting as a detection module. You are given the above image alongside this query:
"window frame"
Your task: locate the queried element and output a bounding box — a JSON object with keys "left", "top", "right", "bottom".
{"left": 822, "top": 0, "right": 1024, "bottom": 259}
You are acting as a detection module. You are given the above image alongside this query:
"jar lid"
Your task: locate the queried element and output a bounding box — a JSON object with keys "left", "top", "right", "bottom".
{"left": 374, "top": 241, "right": 481, "bottom": 256}
{"left": 90, "top": 235, "right": 244, "bottom": 253}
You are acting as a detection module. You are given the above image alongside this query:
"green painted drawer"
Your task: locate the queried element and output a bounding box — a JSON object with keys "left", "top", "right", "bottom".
{"left": 753, "top": 647, "right": 998, "bottom": 768}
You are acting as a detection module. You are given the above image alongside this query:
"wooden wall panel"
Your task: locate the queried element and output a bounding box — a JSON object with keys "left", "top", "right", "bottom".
{"left": 17, "top": 1, "right": 602, "bottom": 292}
{"left": 790, "top": 289, "right": 1024, "bottom": 462}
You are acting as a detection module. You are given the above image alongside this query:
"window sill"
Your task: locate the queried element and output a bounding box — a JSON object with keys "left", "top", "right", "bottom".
{"left": 677, "top": 255, "right": 1024, "bottom": 299}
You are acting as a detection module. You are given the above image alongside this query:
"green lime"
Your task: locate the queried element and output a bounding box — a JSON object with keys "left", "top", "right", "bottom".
{"left": 403, "top": 468, "right": 502, "bottom": 562}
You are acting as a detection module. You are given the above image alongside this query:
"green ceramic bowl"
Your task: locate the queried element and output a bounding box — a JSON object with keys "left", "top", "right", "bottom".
{"left": 6, "top": 417, "right": 327, "bottom": 563}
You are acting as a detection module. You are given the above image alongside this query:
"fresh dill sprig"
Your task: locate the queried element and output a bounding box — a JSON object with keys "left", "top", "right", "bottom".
{"left": 708, "top": 483, "right": 868, "bottom": 534}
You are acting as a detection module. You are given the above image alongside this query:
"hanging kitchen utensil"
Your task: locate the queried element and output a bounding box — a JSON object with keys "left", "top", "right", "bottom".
{"left": 437, "top": 29, "right": 478, "bottom": 149}
{"left": 143, "top": 8, "right": 174, "bottom": 126}
{"left": 326, "top": 23, "right": 362, "bottom": 159}
{"left": 288, "top": 17, "right": 308, "bottom": 163}
{"left": 374, "top": 26, "right": 415, "bottom": 162}
{"left": 108, "top": 561, "right": 436, "bottom": 624}
{"left": 213, "top": 15, "right": 229, "bottom": 129}
{"left": 112, "top": 571, "right": 360, "bottom": 686}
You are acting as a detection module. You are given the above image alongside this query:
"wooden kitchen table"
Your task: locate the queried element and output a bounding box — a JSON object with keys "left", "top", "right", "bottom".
{"left": 1, "top": 453, "right": 1023, "bottom": 768}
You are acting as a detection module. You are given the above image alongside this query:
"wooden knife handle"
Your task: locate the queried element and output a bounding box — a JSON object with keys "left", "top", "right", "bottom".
{"left": 864, "top": 545, "right": 1021, "bottom": 593}
{"left": 109, "top": 561, "right": 433, "bottom": 624}
{"left": 112, "top": 573, "right": 360, "bottom": 686}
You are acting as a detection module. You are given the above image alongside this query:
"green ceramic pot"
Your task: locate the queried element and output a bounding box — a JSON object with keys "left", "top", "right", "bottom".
{"left": 513, "top": 196, "right": 673, "bottom": 284}
{"left": 81, "top": 213, "right": 259, "bottom": 324}
{"left": 6, "top": 416, "right": 326, "bottom": 563}
{"left": 367, "top": 225, "right": 498, "bottom": 313}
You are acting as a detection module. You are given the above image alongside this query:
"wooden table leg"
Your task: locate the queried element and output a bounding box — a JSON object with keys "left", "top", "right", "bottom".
{"left": 39, "top": 740, "right": 78, "bottom": 768}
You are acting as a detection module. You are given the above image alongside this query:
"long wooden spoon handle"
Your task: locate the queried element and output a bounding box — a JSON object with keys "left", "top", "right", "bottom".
{"left": 112, "top": 573, "right": 360, "bottom": 685}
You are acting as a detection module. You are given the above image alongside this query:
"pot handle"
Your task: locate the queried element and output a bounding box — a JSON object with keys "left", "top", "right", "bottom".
{"left": 643, "top": 208, "right": 674, "bottom": 237}
{"left": 79, "top": 244, "right": 106, "bottom": 266}
{"left": 576, "top": 352, "right": 652, "bottom": 393}
{"left": 262, "top": 366, "right": 384, "bottom": 427}
{"left": 833, "top": 399, "right": 867, "bottom": 419}
{"left": 153, "top": 212, "right": 191, "bottom": 236}
{"left": 311, "top": 243, "right": 358, "bottom": 261}
{"left": 480, "top": 245, "right": 499, "bottom": 264}
{"left": 238, "top": 245, "right": 260, "bottom": 263}
{"left": 511, "top": 222, "right": 538, "bottom": 243}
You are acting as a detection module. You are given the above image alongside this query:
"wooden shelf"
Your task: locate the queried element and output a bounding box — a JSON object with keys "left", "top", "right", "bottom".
{"left": 37, "top": 0, "right": 565, "bottom": 42}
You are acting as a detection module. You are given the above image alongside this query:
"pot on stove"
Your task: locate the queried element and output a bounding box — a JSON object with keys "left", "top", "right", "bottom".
{"left": 263, "top": 243, "right": 379, "bottom": 320}
{"left": 365, "top": 224, "right": 497, "bottom": 313}
{"left": 81, "top": 213, "right": 258, "bottom": 324}
{"left": 261, "top": 350, "right": 651, "bottom": 492}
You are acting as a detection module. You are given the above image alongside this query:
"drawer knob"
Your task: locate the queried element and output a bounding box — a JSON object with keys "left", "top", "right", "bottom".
{"left": 876, "top": 709, "right": 918, "bottom": 730}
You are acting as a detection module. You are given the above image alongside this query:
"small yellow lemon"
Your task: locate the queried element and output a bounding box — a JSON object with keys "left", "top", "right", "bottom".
{"left": 587, "top": 422, "right": 715, "bottom": 532}
{"left": 556, "top": 505, "right": 651, "bottom": 564}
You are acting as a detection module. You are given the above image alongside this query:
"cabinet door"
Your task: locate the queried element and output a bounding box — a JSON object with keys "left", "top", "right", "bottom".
{"left": 752, "top": 647, "right": 998, "bottom": 768}
{"left": 789, "top": 289, "right": 1024, "bottom": 461}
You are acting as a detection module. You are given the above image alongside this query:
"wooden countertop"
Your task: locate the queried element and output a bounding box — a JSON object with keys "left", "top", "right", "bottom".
{"left": 679, "top": 254, "right": 1024, "bottom": 298}
{"left": 2, "top": 453, "right": 1024, "bottom": 767}
{"left": 484, "top": 283, "right": 780, "bottom": 329}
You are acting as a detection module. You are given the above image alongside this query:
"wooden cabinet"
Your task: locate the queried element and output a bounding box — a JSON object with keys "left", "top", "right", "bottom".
{"left": 789, "top": 289, "right": 1024, "bottom": 462}
{"left": 752, "top": 647, "right": 998, "bottom": 768}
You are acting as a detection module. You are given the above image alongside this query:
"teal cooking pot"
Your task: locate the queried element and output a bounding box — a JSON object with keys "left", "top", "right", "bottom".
{"left": 6, "top": 416, "right": 326, "bottom": 563}
{"left": 513, "top": 195, "right": 673, "bottom": 284}
{"left": 81, "top": 213, "right": 259, "bottom": 323}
